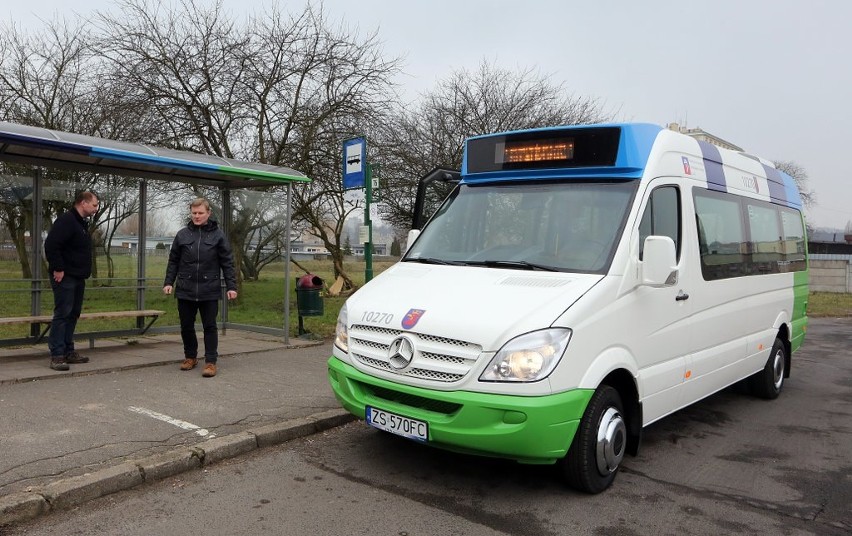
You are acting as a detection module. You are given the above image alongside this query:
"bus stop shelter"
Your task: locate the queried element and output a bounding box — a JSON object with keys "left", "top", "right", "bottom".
{"left": 0, "top": 121, "right": 309, "bottom": 345}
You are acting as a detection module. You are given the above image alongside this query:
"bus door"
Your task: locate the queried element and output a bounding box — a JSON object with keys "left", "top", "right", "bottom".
{"left": 631, "top": 178, "right": 695, "bottom": 423}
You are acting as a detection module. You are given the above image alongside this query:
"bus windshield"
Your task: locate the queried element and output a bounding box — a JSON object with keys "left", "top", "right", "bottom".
{"left": 404, "top": 180, "right": 638, "bottom": 274}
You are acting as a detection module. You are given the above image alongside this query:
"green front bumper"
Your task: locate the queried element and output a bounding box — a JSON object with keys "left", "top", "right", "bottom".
{"left": 327, "top": 357, "right": 593, "bottom": 464}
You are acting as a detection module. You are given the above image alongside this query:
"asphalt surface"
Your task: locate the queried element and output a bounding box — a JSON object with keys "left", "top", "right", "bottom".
{"left": 0, "top": 330, "right": 351, "bottom": 526}
{"left": 1, "top": 318, "right": 850, "bottom": 531}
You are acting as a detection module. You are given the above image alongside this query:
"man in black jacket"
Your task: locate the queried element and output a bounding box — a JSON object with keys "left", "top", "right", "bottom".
{"left": 44, "top": 191, "right": 99, "bottom": 371}
{"left": 162, "top": 198, "right": 238, "bottom": 378}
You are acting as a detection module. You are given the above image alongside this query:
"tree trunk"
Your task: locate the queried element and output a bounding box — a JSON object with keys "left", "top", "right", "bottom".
{"left": 13, "top": 229, "right": 32, "bottom": 280}
{"left": 90, "top": 234, "right": 99, "bottom": 282}
{"left": 330, "top": 251, "right": 355, "bottom": 291}
{"left": 230, "top": 238, "right": 245, "bottom": 288}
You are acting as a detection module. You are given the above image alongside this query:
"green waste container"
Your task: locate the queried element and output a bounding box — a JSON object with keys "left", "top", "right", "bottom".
{"left": 295, "top": 274, "right": 324, "bottom": 316}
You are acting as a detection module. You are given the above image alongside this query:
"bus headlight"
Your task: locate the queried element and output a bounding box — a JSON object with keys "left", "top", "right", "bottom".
{"left": 480, "top": 328, "right": 571, "bottom": 382}
{"left": 334, "top": 304, "right": 349, "bottom": 352}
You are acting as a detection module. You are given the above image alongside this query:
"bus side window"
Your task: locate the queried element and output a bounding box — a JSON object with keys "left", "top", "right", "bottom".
{"left": 693, "top": 190, "right": 748, "bottom": 280}
{"left": 639, "top": 186, "right": 681, "bottom": 260}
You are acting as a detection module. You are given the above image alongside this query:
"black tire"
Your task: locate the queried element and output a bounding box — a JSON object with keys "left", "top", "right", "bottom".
{"left": 561, "top": 385, "right": 626, "bottom": 494}
{"left": 750, "top": 337, "right": 786, "bottom": 400}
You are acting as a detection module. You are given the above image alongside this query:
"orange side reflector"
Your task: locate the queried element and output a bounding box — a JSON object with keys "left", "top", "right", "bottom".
{"left": 684, "top": 370, "right": 692, "bottom": 379}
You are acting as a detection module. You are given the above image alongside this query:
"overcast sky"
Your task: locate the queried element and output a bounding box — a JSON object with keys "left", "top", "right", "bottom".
{"left": 5, "top": 0, "right": 850, "bottom": 230}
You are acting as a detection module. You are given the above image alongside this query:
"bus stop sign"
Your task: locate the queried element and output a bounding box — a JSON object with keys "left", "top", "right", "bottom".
{"left": 343, "top": 137, "right": 366, "bottom": 190}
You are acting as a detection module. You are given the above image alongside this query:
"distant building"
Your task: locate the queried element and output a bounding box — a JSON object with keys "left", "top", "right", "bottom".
{"left": 108, "top": 235, "right": 173, "bottom": 250}
{"left": 290, "top": 239, "right": 330, "bottom": 256}
{"left": 107, "top": 233, "right": 392, "bottom": 259}
{"left": 667, "top": 122, "right": 743, "bottom": 151}
{"left": 351, "top": 243, "right": 388, "bottom": 256}
{"left": 810, "top": 229, "right": 852, "bottom": 244}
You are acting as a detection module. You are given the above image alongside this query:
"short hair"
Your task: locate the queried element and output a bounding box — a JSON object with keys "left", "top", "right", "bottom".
{"left": 190, "top": 198, "right": 211, "bottom": 211}
{"left": 74, "top": 191, "right": 98, "bottom": 205}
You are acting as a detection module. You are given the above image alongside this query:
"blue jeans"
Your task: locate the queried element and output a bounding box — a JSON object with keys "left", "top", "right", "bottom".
{"left": 48, "top": 275, "right": 86, "bottom": 358}
{"left": 177, "top": 299, "right": 219, "bottom": 363}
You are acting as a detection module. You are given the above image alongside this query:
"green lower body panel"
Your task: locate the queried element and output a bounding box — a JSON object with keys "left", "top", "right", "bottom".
{"left": 327, "top": 357, "right": 593, "bottom": 464}
{"left": 791, "top": 270, "right": 809, "bottom": 353}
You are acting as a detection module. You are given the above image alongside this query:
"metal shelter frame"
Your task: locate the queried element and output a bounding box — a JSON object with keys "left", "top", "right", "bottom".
{"left": 0, "top": 121, "right": 310, "bottom": 345}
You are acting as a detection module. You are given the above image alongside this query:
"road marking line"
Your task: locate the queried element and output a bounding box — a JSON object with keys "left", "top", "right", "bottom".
{"left": 128, "top": 406, "right": 215, "bottom": 438}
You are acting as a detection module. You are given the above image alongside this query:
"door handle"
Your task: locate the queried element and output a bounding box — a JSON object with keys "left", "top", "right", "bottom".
{"left": 675, "top": 291, "right": 690, "bottom": 301}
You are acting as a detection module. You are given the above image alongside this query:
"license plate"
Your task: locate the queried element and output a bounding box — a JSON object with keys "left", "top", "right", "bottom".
{"left": 366, "top": 406, "right": 428, "bottom": 442}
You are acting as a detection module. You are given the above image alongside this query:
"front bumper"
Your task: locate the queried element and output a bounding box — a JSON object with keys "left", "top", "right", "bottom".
{"left": 327, "top": 356, "right": 593, "bottom": 464}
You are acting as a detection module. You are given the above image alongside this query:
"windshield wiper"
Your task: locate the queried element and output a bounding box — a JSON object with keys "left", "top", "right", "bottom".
{"left": 403, "top": 257, "right": 466, "bottom": 266}
{"left": 466, "top": 260, "right": 562, "bottom": 272}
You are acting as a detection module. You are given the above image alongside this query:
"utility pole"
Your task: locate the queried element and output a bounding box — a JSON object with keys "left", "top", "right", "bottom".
{"left": 364, "top": 163, "right": 374, "bottom": 283}
{"left": 343, "top": 136, "right": 373, "bottom": 283}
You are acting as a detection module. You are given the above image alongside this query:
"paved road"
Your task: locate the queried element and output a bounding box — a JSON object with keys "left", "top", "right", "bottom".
{"left": 2, "top": 318, "right": 850, "bottom": 535}
{"left": 0, "top": 337, "right": 337, "bottom": 497}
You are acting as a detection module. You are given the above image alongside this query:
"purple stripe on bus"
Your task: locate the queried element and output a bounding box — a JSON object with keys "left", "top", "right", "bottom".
{"left": 763, "top": 164, "right": 788, "bottom": 206}
{"left": 698, "top": 141, "right": 726, "bottom": 192}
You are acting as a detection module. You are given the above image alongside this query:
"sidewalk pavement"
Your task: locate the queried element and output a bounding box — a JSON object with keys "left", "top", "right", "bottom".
{"left": 0, "top": 330, "right": 355, "bottom": 527}
{"left": 0, "top": 329, "right": 317, "bottom": 385}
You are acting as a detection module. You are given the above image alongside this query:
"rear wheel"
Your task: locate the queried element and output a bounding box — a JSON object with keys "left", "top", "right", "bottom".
{"left": 750, "top": 337, "right": 786, "bottom": 400}
{"left": 561, "top": 385, "right": 626, "bottom": 494}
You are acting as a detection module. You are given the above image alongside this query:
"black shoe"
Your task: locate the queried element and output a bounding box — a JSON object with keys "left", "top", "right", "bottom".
{"left": 65, "top": 351, "right": 90, "bottom": 364}
{"left": 50, "top": 357, "right": 70, "bottom": 371}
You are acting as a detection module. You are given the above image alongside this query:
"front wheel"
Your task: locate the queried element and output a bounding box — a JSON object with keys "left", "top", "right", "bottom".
{"left": 560, "top": 385, "right": 626, "bottom": 494}
{"left": 750, "top": 337, "right": 786, "bottom": 400}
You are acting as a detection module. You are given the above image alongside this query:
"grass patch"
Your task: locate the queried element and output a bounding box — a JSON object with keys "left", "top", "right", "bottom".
{"left": 0, "top": 255, "right": 395, "bottom": 340}
{"left": 808, "top": 291, "right": 852, "bottom": 318}
{"left": 1, "top": 253, "right": 848, "bottom": 341}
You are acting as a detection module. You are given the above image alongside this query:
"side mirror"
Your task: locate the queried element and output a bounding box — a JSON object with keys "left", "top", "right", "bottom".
{"left": 405, "top": 229, "right": 421, "bottom": 254}
{"left": 642, "top": 236, "right": 677, "bottom": 286}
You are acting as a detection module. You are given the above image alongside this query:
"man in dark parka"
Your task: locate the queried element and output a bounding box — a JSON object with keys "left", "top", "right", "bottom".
{"left": 44, "top": 191, "right": 99, "bottom": 371}
{"left": 163, "top": 198, "right": 238, "bottom": 378}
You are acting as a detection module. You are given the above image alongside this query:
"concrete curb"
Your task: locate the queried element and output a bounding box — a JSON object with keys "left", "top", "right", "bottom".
{"left": 0, "top": 409, "right": 356, "bottom": 527}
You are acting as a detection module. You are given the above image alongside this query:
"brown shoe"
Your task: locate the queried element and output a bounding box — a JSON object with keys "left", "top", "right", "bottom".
{"left": 65, "top": 351, "right": 90, "bottom": 364}
{"left": 49, "top": 357, "right": 70, "bottom": 371}
{"left": 202, "top": 362, "right": 217, "bottom": 378}
{"left": 180, "top": 358, "right": 198, "bottom": 371}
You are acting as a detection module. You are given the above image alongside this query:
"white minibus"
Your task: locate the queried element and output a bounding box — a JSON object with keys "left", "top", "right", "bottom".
{"left": 328, "top": 123, "right": 808, "bottom": 493}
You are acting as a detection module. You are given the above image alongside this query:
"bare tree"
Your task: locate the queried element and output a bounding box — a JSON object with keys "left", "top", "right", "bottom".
{"left": 773, "top": 160, "right": 815, "bottom": 210}
{"left": 91, "top": 177, "right": 142, "bottom": 280}
{"left": 0, "top": 19, "right": 102, "bottom": 277}
{"left": 0, "top": 16, "right": 172, "bottom": 281}
{"left": 375, "top": 59, "right": 613, "bottom": 230}
{"left": 0, "top": 18, "right": 94, "bottom": 129}
{"left": 223, "top": 189, "right": 290, "bottom": 282}
{"left": 0, "top": 164, "right": 37, "bottom": 278}
{"left": 96, "top": 0, "right": 402, "bottom": 289}
{"left": 95, "top": 0, "right": 251, "bottom": 156}
{"left": 245, "top": 4, "right": 400, "bottom": 289}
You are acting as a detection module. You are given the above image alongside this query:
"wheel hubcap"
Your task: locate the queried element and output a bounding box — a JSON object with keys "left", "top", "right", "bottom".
{"left": 772, "top": 348, "right": 784, "bottom": 390}
{"left": 596, "top": 407, "right": 626, "bottom": 476}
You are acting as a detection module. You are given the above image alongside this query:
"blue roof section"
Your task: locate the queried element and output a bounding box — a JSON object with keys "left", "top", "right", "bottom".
{"left": 613, "top": 122, "right": 664, "bottom": 173}
{"left": 0, "top": 121, "right": 309, "bottom": 186}
{"left": 780, "top": 169, "right": 804, "bottom": 211}
{"left": 461, "top": 123, "right": 663, "bottom": 183}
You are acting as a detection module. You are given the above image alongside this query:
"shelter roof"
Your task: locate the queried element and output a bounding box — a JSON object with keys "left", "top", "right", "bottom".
{"left": 0, "top": 121, "right": 309, "bottom": 187}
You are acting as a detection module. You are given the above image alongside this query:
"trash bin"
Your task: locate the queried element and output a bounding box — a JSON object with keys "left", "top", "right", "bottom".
{"left": 295, "top": 274, "right": 324, "bottom": 317}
